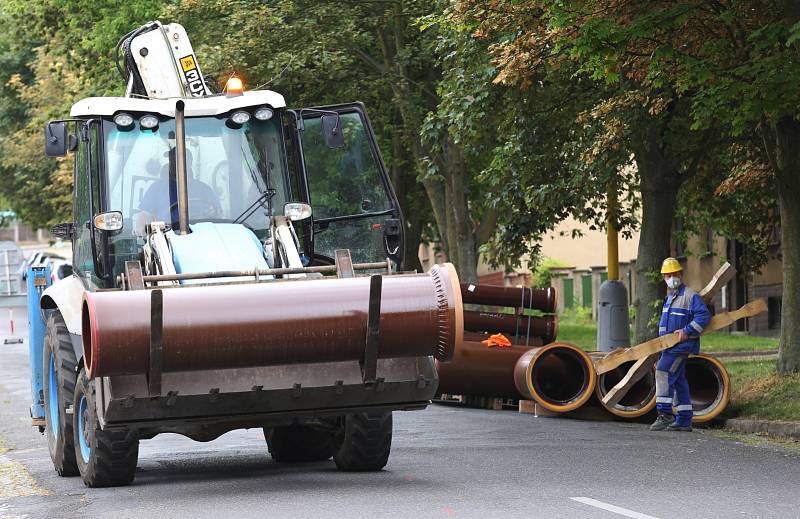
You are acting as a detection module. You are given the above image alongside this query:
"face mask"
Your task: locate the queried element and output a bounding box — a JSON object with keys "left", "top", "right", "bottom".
{"left": 665, "top": 276, "right": 681, "bottom": 290}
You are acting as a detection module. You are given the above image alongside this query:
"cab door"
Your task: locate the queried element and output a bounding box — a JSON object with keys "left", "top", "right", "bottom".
{"left": 288, "top": 103, "right": 404, "bottom": 268}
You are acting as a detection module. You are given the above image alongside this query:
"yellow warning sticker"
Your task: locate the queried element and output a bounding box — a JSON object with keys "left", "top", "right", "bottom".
{"left": 180, "top": 55, "right": 196, "bottom": 72}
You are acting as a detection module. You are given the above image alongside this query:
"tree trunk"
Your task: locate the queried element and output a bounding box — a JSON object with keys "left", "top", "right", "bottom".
{"left": 769, "top": 118, "right": 800, "bottom": 373}
{"left": 443, "top": 139, "right": 478, "bottom": 283}
{"left": 631, "top": 125, "right": 683, "bottom": 344}
{"left": 633, "top": 176, "right": 678, "bottom": 344}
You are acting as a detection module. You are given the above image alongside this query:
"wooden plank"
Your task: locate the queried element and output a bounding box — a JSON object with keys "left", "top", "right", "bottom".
{"left": 600, "top": 354, "right": 658, "bottom": 407}
{"left": 698, "top": 262, "right": 735, "bottom": 304}
{"left": 594, "top": 298, "right": 767, "bottom": 374}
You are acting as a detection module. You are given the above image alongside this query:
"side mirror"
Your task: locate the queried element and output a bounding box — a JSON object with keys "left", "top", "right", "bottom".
{"left": 44, "top": 121, "right": 69, "bottom": 157}
{"left": 284, "top": 202, "right": 312, "bottom": 221}
{"left": 50, "top": 222, "right": 75, "bottom": 240}
{"left": 322, "top": 114, "right": 344, "bottom": 149}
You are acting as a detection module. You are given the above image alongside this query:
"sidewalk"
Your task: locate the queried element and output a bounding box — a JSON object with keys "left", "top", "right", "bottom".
{"left": 722, "top": 418, "right": 800, "bottom": 440}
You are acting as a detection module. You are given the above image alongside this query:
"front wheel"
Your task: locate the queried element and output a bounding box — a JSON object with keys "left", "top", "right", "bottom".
{"left": 73, "top": 369, "right": 139, "bottom": 487}
{"left": 264, "top": 424, "right": 336, "bottom": 462}
{"left": 42, "top": 312, "right": 78, "bottom": 476}
{"left": 333, "top": 412, "right": 392, "bottom": 472}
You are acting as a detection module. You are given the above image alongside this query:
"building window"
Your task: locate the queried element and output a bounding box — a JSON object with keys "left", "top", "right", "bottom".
{"left": 768, "top": 296, "right": 782, "bottom": 330}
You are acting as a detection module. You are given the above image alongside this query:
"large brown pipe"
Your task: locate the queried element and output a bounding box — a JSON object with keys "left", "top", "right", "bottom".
{"left": 594, "top": 360, "right": 656, "bottom": 418}
{"left": 82, "top": 264, "right": 462, "bottom": 378}
{"left": 513, "top": 342, "right": 597, "bottom": 413}
{"left": 460, "top": 284, "right": 556, "bottom": 313}
{"left": 463, "top": 311, "right": 557, "bottom": 344}
{"left": 436, "top": 341, "right": 531, "bottom": 399}
{"left": 686, "top": 354, "right": 730, "bottom": 423}
{"left": 437, "top": 341, "right": 595, "bottom": 414}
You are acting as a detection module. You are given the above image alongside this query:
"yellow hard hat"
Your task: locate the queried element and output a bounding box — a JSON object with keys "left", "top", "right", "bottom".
{"left": 660, "top": 257, "right": 682, "bottom": 274}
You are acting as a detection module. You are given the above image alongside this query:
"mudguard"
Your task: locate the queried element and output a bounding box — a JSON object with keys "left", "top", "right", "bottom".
{"left": 40, "top": 274, "right": 86, "bottom": 335}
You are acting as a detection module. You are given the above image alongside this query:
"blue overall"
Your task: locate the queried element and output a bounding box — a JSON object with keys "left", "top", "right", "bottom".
{"left": 656, "top": 284, "right": 711, "bottom": 426}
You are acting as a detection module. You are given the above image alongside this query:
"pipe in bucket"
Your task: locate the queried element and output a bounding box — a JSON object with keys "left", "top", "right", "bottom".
{"left": 82, "top": 264, "right": 462, "bottom": 378}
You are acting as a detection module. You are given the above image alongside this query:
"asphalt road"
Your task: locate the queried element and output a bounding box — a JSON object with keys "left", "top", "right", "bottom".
{"left": 0, "top": 307, "right": 798, "bottom": 519}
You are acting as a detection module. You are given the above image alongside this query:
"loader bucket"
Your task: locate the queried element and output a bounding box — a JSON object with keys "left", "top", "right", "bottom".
{"left": 82, "top": 264, "right": 462, "bottom": 379}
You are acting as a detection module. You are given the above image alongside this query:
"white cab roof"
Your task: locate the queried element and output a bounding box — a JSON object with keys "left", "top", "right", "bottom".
{"left": 70, "top": 90, "right": 286, "bottom": 118}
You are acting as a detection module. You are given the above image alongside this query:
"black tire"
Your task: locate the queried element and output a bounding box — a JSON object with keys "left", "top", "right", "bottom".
{"left": 42, "top": 312, "right": 78, "bottom": 476}
{"left": 265, "top": 424, "right": 336, "bottom": 462}
{"left": 333, "top": 412, "right": 392, "bottom": 472}
{"left": 73, "top": 369, "right": 139, "bottom": 487}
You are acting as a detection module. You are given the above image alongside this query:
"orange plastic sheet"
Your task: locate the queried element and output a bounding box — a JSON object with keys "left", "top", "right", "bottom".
{"left": 482, "top": 333, "right": 512, "bottom": 349}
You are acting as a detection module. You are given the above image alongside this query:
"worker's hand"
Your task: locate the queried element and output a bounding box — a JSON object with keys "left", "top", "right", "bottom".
{"left": 674, "top": 329, "right": 689, "bottom": 342}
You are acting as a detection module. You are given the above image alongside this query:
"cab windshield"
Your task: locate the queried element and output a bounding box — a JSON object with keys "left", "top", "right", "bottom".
{"left": 101, "top": 114, "right": 289, "bottom": 281}
{"left": 103, "top": 115, "right": 289, "bottom": 233}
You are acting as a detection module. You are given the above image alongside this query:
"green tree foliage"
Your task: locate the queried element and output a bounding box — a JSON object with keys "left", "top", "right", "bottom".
{"left": 514, "top": 0, "right": 799, "bottom": 370}
{"left": 169, "top": 0, "right": 507, "bottom": 281}
{"left": 0, "top": 0, "right": 163, "bottom": 227}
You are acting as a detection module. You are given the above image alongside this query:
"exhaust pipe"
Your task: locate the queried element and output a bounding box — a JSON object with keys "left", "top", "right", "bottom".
{"left": 82, "top": 264, "right": 462, "bottom": 378}
{"left": 594, "top": 360, "right": 656, "bottom": 418}
{"left": 174, "top": 100, "right": 190, "bottom": 235}
{"left": 686, "top": 354, "right": 730, "bottom": 423}
{"left": 513, "top": 342, "right": 596, "bottom": 413}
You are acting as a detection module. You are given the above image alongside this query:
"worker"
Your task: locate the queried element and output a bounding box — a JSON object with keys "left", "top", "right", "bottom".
{"left": 137, "top": 148, "right": 221, "bottom": 230}
{"left": 650, "top": 257, "right": 711, "bottom": 432}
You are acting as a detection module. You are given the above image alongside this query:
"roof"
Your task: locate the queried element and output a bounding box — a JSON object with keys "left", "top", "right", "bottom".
{"left": 70, "top": 90, "right": 287, "bottom": 118}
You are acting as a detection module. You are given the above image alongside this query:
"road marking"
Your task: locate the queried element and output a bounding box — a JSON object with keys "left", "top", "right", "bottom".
{"left": 570, "top": 497, "right": 660, "bottom": 519}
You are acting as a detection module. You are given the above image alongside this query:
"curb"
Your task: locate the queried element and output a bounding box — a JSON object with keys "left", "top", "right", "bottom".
{"left": 722, "top": 418, "right": 800, "bottom": 440}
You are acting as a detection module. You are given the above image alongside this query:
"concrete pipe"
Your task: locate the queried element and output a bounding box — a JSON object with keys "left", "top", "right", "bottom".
{"left": 463, "top": 312, "right": 557, "bottom": 344}
{"left": 685, "top": 354, "right": 730, "bottom": 424}
{"left": 513, "top": 342, "right": 597, "bottom": 413}
{"left": 435, "top": 341, "right": 532, "bottom": 399}
{"left": 82, "top": 264, "right": 463, "bottom": 378}
{"left": 460, "top": 284, "right": 556, "bottom": 313}
{"left": 594, "top": 360, "right": 656, "bottom": 419}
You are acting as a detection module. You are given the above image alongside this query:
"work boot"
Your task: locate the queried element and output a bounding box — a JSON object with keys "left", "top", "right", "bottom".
{"left": 649, "top": 413, "right": 675, "bottom": 431}
{"left": 667, "top": 422, "right": 693, "bottom": 432}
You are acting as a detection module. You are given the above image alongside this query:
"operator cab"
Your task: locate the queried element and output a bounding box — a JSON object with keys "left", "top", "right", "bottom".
{"left": 45, "top": 92, "right": 405, "bottom": 288}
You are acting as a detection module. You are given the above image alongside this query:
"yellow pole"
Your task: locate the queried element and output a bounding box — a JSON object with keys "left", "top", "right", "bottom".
{"left": 607, "top": 188, "right": 619, "bottom": 281}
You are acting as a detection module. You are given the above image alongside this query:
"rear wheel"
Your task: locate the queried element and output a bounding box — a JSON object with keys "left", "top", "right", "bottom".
{"left": 73, "top": 369, "right": 139, "bottom": 487}
{"left": 264, "top": 424, "right": 336, "bottom": 462}
{"left": 333, "top": 412, "right": 392, "bottom": 472}
{"left": 42, "top": 312, "right": 78, "bottom": 476}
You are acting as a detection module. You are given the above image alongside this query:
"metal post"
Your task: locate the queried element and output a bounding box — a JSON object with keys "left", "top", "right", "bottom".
{"left": 175, "top": 100, "right": 190, "bottom": 235}
{"left": 607, "top": 188, "right": 619, "bottom": 281}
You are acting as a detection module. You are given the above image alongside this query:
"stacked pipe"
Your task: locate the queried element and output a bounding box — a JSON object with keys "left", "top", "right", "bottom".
{"left": 436, "top": 282, "right": 731, "bottom": 424}
{"left": 437, "top": 283, "right": 598, "bottom": 414}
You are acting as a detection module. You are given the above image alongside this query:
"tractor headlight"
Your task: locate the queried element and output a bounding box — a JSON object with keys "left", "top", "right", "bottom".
{"left": 254, "top": 107, "right": 274, "bottom": 121}
{"left": 230, "top": 111, "right": 251, "bottom": 125}
{"left": 113, "top": 113, "right": 134, "bottom": 130}
{"left": 139, "top": 114, "right": 159, "bottom": 129}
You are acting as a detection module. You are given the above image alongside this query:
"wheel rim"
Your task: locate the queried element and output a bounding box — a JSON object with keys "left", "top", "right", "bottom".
{"left": 47, "top": 352, "right": 58, "bottom": 440}
{"left": 77, "top": 394, "right": 90, "bottom": 463}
